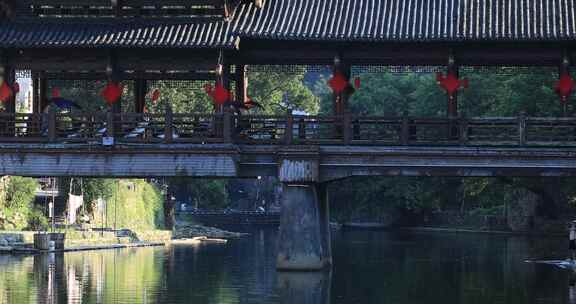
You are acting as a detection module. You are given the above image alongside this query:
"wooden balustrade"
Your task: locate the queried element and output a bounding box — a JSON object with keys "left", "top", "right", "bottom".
{"left": 0, "top": 112, "right": 575, "bottom": 147}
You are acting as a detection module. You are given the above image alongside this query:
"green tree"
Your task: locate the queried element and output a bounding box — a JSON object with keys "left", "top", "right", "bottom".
{"left": 248, "top": 71, "right": 319, "bottom": 114}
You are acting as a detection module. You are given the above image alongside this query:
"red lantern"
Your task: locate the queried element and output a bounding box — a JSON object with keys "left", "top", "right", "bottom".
{"left": 101, "top": 82, "right": 123, "bottom": 105}
{"left": 555, "top": 72, "right": 575, "bottom": 104}
{"left": 0, "top": 80, "right": 13, "bottom": 103}
{"left": 328, "top": 71, "right": 349, "bottom": 94}
{"left": 151, "top": 89, "right": 161, "bottom": 104}
{"left": 52, "top": 87, "right": 61, "bottom": 98}
{"left": 436, "top": 72, "right": 469, "bottom": 98}
{"left": 205, "top": 82, "right": 230, "bottom": 105}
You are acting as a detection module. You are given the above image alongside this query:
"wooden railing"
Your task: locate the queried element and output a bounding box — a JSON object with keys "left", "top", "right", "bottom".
{"left": 1, "top": 112, "right": 576, "bottom": 147}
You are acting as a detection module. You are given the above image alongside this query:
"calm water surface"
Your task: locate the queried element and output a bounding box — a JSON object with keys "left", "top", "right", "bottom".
{"left": 0, "top": 229, "right": 572, "bottom": 304}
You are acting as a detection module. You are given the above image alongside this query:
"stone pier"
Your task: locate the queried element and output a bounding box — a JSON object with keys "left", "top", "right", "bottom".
{"left": 276, "top": 149, "right": 332, "bottom": 271}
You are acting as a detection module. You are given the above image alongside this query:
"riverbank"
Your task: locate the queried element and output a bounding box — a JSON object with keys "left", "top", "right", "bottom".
{"left": 0, "top": 229, "right": 172, "bottom": 254}
{"left": 0, "top": 223, "right": 248, "bottom": 254}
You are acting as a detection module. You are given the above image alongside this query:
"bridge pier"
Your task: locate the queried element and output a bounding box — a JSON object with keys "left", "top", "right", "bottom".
{"left": 277, "top": 183, "right": 331, "bottom": 271}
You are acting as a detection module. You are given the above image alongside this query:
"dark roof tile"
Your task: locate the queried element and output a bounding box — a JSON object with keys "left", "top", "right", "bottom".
{"left": 231, "top": 0, "right": 576, "bottom": 42}
{"left": 0, "top": 20, "right": 236, "bottom": 48}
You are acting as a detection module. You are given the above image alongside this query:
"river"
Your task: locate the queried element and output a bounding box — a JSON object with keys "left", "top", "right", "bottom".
{"left": 0, "top": 229, "right": 572, "bottom": 304}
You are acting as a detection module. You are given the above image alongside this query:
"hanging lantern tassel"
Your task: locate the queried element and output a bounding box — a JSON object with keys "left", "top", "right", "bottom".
{"left": 151, "top": 89, "right": 161, "bottom": 104}
{"left": 354, "top": 77, "right": 361, "bottom": 90}
{"left": 0, "top": 79, "right": 13, "bottom": 103}
{"left": 101, "top": 82, "right": 124, "bottom": 105}
{"left": 555, "top": 73, "right": 575, "bottom": 104}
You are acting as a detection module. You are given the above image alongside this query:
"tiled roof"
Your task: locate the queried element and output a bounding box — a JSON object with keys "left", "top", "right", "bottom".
{"left": 1, "top": 0, "right": 576, "bottom": 49}
{"left": 231, "top": 0, "right": 576, "bottom": 42}
{"left": 0, "top": 20, "right": 237, "bottom": 48}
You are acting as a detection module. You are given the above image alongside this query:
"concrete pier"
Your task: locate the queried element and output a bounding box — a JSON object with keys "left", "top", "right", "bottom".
{"left": 276, "top": 183, "right": 331, "bottom": 271}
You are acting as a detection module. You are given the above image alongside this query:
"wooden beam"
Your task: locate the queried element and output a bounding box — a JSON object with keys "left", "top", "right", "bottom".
{"left": 11, "top": 49, "right": 218, "bottom": 72}
{"left": 42, "top": 71, "right": 222, "bottom": 81}
{"left": 233, "top": 39, "right": 566, "bottom": 66}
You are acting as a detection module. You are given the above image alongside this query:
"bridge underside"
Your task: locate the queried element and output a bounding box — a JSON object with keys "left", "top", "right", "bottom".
{"left": 3, "top": 144, "right": 576, "bottom": 179}
{"left": 0, "top": 144, "right": 239, "bottom": 178}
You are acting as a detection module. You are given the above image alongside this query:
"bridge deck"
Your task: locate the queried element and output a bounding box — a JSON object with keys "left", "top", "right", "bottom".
{"left": 2, "top": 113, "right": 576, "bottom": 178}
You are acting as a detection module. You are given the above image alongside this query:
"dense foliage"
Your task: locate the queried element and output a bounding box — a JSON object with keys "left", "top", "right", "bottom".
{"left": 0, "top": 176, "right": 43, "bottom": 230}
{"left": 91, "top": 179, "right": 164, "bottom": 230}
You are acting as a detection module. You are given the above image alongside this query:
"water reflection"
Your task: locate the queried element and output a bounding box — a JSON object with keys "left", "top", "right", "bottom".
{"left": 277, "top": 272, "right": 331, "bottom": 304}
{"left": 0, "top": 230, "right": 574, "bottom": 304}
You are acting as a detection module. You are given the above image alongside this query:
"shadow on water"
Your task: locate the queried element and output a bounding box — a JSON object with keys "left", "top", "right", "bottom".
{"left": 0, "top": 229, "right": 575, "bottom": 304}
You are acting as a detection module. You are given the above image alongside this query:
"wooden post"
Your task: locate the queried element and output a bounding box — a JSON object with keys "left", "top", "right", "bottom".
{"left": 223, "top": 110, "right": 232, "bottom": 143}
{"left": 447, "top": 49, "right": 459, "bottom": 118}
{"left": 106, "top": 111, "right": 115, "bottom": 138}
{"left": 401, "top": 115, "right": 410, "bottom": 145}
{"left": 459, "top": 114, "right": 468, "bottom": 145}
{"left": 164, "top": 104, "right": 173, "bottom": 144}
{"left": 107, "top": 50, "right": 122, "bottom": 114}
{"left": 332, "top": 55, "right": 352, "bottom": 115}
{"left": 298, "top": 118, "right": 306, "bottom": 140}
{"left": 220, "top": 62, "right": 231, "bottom": 109}
{"left": 518, "top": 112, "right": 527, "bottom": 146}
{"left": 235, "top": 65, "right": 247, "bottom": 105}
{"left": 342, "top": 112, "right": 351, "bottom": 144}
{"left": 39, "top": 76, "right": 48, "bottom": 112}
{"left": 134, "top": 78, "right": 147, "bottom": 113}
{"left": 112, "top": 0, "right": 122, "bottom": 16}
{"left": 48, "top": 110, "right": 56, "bottom": 142}
{"left": 221, "top": 64, "right": 231, "bottom": 91}
{"left": 32, "top": 72, "right": 40, "bottom": 114}
{"left": 560, "top": 48, "right": 571, "bottom": 117}
{"left": 284, "top": 109, "right": 293, "bottom": 145}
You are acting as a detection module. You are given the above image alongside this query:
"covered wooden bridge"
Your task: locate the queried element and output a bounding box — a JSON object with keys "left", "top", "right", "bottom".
{"left": 1, "top": 0, "right": 576, "bottom": 270}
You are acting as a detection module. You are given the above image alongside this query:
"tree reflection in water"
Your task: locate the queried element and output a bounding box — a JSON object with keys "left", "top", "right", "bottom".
{"left": 0, "top": 229, "right": 574, "bottom": 304}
